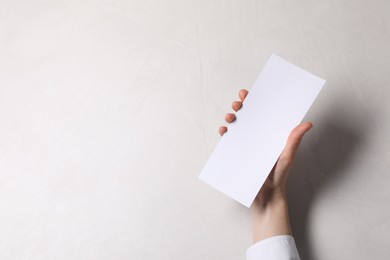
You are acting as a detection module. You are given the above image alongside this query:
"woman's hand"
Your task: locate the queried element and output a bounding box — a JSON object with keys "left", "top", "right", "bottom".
{"left": 220, "top": 89, "right": 312, "bottom": 243}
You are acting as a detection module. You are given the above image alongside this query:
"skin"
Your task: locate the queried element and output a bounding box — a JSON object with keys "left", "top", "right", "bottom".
{"left": 219, "top": 89, "right": 313, "bottom": 243}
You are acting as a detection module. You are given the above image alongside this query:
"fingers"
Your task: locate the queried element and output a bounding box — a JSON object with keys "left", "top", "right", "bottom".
{"left": 232, "top": 101, "right": 242, "bottom": 112}
{"left": 219, "top": 114, "right": 235, "bottom": 136}
{"left": 232, "top": 89, "right": 248, "bottom": 111}
{"left": 227, "top": 89, "right": 248, "bottom": 121}
{"left": 279, "top": 122, "right": 313, "bottom": 166}
{"left": 219, "top": 89, "right": 249, "bottom": 136}
{"left": 225, "top": 113, "right": 236, "bottom": 123}
{"left": 219, "top": 126, "right": 227, "bottom": 136}
{"left": 239, "top": 89, "right": 248, "bottom": 102}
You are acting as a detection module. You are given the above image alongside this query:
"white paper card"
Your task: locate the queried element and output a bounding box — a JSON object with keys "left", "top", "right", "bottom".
{"left": 199, "top": 54, "right": 326, "bottom": 207}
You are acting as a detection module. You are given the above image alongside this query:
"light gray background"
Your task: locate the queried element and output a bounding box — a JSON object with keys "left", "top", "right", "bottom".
{"left": 1, "top": 0, "right": 389, "bottom": 259}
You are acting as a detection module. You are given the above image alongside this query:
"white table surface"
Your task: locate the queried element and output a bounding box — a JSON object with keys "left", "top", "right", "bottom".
{"left": 1, "top": 0, "right": 390, "bottom": 259}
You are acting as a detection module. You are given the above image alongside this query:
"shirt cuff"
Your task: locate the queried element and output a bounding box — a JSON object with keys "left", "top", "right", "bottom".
{"left": 246, "top": 235, "right": 300, "bottom": 260}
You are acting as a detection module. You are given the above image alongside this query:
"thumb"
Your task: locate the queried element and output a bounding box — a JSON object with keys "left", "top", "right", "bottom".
{"left": 278, "top": 122, "right": 313, "bottom": 169}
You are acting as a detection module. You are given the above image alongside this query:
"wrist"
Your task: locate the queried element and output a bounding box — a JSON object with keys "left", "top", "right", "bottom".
{"left": 253, "top": 186, "right": 287, "bottom": 209}
{"left": 251, "top": 190, "right": 292, "bottom": 243}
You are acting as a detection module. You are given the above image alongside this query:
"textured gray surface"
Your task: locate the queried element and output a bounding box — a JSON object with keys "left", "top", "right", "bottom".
{"left": 1, "top": 0, "right": 390, "bottom": 259}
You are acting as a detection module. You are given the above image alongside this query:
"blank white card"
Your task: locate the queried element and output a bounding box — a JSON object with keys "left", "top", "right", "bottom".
{"left": 199, "top": 54, "right": 326, "bottom": 207}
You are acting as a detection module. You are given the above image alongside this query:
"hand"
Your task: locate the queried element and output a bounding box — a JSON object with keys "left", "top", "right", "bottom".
{"left": 220, "top": 89, "right": 313, "bottom": 242}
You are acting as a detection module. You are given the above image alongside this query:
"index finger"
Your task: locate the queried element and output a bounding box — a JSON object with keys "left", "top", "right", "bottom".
{"left": 239, "top": 89, "right": 248, "bottom": 102}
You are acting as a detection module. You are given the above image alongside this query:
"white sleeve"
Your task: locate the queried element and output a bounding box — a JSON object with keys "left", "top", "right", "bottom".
{"left": 246, "top": 235, "right": 300, "bottom": 260}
